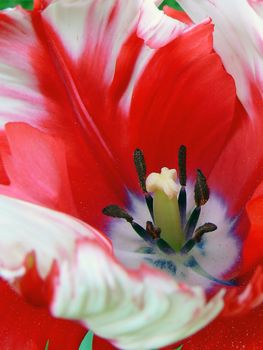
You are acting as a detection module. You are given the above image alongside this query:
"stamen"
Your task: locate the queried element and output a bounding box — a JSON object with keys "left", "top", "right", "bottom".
{"left": 103, "top": 205, "right": 133, "bottom": 223}
{"left": 103, "top": 205, "right": 152, "bottom": 242}
{"left": 181, "top": 222, "right": 217, "bottom": 254}
{"left": 178, "top": 145, "right": 187, "bottom": 227}
{"left": 146, "top": 221, "right": 161, "bottom": 240}
{"left": 194, "top": 222, "right": 217, "bottom": 242}
{"left": 104, "top": 150, "right": 236, "bottom": 289}
{"left": 133, "top": 149, "right": 154, "bottom": 219}
{"left": 133, "top": 149, "right": 147, "bottom": 192}
{"left": 131, "top": 222, "right": 153, "bottom": 242}
{"left": 185, "top": 170, "right": 210, "bottom": 240}
{"left": 194, "top": 169, "right": 209, "bottom": 207}
{"left": 184, "top": 206, "right": 201, "bottom": 240}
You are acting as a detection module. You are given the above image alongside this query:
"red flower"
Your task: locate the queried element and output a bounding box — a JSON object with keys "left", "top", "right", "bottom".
{"left": 0, "top": 0, "right": 262, "bottom": 349}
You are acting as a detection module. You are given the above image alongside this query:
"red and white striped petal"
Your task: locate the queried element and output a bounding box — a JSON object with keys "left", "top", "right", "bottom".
{"left": 0, "top": 195, "right": 110, "bottom": 280}
{"left": 52, "top": 240, "right": 224, "bottom": 350}
{"left": 0, "top": 0, "right": 190, "bottom": 129}
{"left": 0, "top": 195, "right": 224, "bottom": 350}
{"left": 0, "top": 9, "right": 47, "bottom": 128}
{"left": 177, "top": 0, "right": 263, "bottom": 117}
{"left": 0, "top": 0, "right": 200, "bottom": 227}
{"left": 137, "top": 0, "right": 191, "bottom": 48}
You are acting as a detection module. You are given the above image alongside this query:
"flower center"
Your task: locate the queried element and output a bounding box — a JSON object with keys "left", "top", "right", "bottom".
{"left": 103, "top": 147, "right": 240, "bottom": 289}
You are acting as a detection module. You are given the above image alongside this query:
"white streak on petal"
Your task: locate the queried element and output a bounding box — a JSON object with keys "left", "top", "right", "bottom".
{"left": 137, "top": 0, "right": 190, "bottom": 48}
{"left": 43, "top": 0, "right": 141, "bottom": 83}
{"left": 43, "top": 0, "right": 90, "bottom": 61}
{"left": 0, "top": 9, "right": 48, "bottom": 127}
{"left": 119, "top": 45, "right": 154, "bottom": 114}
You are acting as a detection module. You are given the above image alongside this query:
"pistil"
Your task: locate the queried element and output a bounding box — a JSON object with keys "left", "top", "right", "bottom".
{"left": 146, "top": 167, "right": 184, "bottom": 251}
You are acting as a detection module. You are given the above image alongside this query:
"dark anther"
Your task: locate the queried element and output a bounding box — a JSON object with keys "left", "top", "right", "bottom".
{"left": 185, "top": 170, "right": 209, "bottom": 240}
{"left": 195, "top": 169, "right": 209, "bottom": 207}
{"left": 194, "top": 169, "right": 210, "bottom": 207}
{"left": 103, "top": 205, "right": 153, "bottom": 242}
{"left": 178, "top": 145, "right": 187, "bottom": 186}
{"left": 184, "top": 206, "right": 201, "bottom": 240}
{"left": 133, "top": 149, "right": 154, "bottom": 220}
{"left": 146, "top": 221, "right": 161, "bottom": 240}
{"left": 194, "top": 222, "right": 217, "bottom": 242}
{"left": 181, "top": 222, "right": 217, "bottom": 254}
{"left": 102, "top": 205, "right": 133, "bottom": 223}
{"left": 133, "top": 149, "right": 147, "bottom": 192}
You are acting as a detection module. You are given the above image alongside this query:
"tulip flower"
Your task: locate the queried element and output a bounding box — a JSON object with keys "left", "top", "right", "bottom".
{"left": 0, "top": 0, "right": 262, "bottom": 349}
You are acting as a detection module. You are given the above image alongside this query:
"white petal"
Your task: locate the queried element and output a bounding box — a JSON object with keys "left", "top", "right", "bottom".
{"left": 178, "top": 0, "right": 263, "bottom": 117}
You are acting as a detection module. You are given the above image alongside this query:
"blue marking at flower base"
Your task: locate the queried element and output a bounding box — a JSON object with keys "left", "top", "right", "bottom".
{"left": 185, "top": 256, "right": 237, "bottom": 287}
{"left": 148, "top": 259, "right": 177, "bottom": 275}
{"left": 137, "top": 246, "right": 155, "bottom": 254}
{"left": 195, "top": 239, "right": 206, "bottom": 255}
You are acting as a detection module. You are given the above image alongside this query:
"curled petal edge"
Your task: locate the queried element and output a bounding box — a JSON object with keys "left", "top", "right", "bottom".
{"left": 0, "top": 195, "right": 225, "bottom": 350}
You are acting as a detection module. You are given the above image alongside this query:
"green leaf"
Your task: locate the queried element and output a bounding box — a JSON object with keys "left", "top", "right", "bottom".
{"left": 175, "top": 345, "right": 183, "bottom": 350}
{"left": 159, "top": 0, "right": 183, "bottom": 11}
{"left": 79, "top": 331, "right": 94, "bottom": 350}
{"left": 44, "top": 340, "right": 49, "bottom": 350}
{"left": 0, "top": 0, "right": 33, "bottom": 10}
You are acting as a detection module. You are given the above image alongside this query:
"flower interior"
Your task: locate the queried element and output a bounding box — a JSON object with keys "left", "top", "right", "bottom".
{"left": 103, "top": 146, "right": 240, "bottom": 290}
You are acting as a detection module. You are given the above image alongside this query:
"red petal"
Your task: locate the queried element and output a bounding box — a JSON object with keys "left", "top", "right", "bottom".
{"left": 242, "top": 194, "right": 263, "bottom": 271}
{"left": 128, "top": 22, "right": 237, "bottom": 180}
{"left": 164, "top": 304, "right": 263, "bottom": 349}
{"left": 208, "top": 94, "right": 263, "bottom": 216}
{"left": 0, "top": 5, "right": 238, "bottom": 229}
{"left": 0, "top": 122, "right": 76, "bottom": 215}
{"left": 223, "top": 266, "right": 263, "bottom": 316}
{"left": 93, "top": 335, "right": 118, "bottom": 350}
{"left": 0, "top": 3, "right": 139, "bottom": 227}
{"left": 0, "top": 279, "right": 86, "bottom": 350}
{"left": 19, "top": 251, "right": 57, "bottom": 307}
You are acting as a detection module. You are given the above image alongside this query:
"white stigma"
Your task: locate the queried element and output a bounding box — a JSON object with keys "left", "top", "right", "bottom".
{"left": 146, "top": 167, "right": 179, "bottom": 199}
